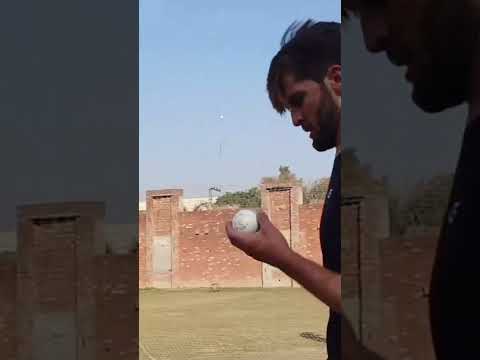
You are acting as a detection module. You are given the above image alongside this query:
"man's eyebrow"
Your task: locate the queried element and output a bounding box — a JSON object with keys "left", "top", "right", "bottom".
{"left": 287, "top": 91, "right": 304, "bottom": 104}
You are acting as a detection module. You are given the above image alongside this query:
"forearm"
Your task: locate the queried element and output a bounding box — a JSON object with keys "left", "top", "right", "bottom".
{"left": 279, "top": 250, "right": 342, "bottom": 313}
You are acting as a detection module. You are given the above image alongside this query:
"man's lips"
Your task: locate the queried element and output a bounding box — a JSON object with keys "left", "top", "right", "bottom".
{"left": 405, "top": 64, "right": 416, "bottom": 82}
{"left": 302, "top": 125, "right": 311, "bottom": 132}
{"left": 301, "top": 124, "right": 315, "bottom": 138}
{"left": 386, "top": 49, "right": 410, "bottom": 67}
{"left": 387, "top": 51, "right": 416, "bottom": 82}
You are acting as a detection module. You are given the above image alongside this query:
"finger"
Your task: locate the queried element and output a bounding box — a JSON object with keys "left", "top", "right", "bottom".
{"left": 256, "top": 211, "right": 268, "bottom": 224}
{"left": 256, "top": 211, "right": 273, "bottom": 231}
{"left": 225, "top": 222, "right": 257, "bottom": 247}
{"left": 225, "top": 221, "right": 234, "bottom": 238}
{"left": 225, "top": 222, "right": 241, "bottom": 242}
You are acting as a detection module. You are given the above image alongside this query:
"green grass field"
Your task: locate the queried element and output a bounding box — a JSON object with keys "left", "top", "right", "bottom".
{"left": 140, "top": 288, "right": 329, "bottom": 360}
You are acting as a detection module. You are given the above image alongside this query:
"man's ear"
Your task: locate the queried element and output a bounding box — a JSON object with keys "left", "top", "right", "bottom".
{"left": 324, "top": 64, "right": 341, "bottom": 97}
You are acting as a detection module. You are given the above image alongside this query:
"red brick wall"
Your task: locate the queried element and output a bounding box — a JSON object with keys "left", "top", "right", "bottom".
{"left": 0, "top": 254, "right": 138, "bottom": 360}
{"left": 95, "top": 255, "right": 138, "bottom": 360}
{"left": 150, "top": 197, "right": 172, "bottom": 236}
{"left": 139, "top": 187, "right": 325, "bottom": 288}
{"left": 0, "top": 254, "right": 16, "bottom": 360}
{"left": 375, "top": 234, "right": 437, "bottom": 358}
{"left": 298, "top": 203, "right": 323, "bottom": 265}
{"left": 175, "top": 209, "right": 263, "bottom": 287}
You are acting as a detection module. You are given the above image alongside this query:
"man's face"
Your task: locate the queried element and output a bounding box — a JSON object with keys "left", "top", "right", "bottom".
{"left": 350, "top": 0, "right": 474, "bottom": 112}
{"left": 281, "top": 74, "right": 339, "bottom": 152}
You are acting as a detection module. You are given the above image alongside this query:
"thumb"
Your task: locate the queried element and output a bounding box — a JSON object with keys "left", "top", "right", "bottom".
{"left": 225, "top": 221, "right": 255, "bottom": 248}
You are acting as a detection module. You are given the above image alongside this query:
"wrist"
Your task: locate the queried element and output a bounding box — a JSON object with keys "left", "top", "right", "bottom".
{"left": 278, "top": 248, "right": 298, "bottom": 272}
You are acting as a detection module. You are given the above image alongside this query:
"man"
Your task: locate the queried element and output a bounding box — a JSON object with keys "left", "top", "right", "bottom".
{"left": 226, "top": 20, "right": 343, "bottom": 359}
{"left": 343, "top": 1, "right": 480, "bottom": 358}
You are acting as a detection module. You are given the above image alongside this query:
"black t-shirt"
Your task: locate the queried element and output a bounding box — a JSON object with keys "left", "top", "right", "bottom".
{"left": 429, "top": 119, "right": 480, "bottom": 359}
{"left": 320, "top": 153, "right": 341, "bottom": 359}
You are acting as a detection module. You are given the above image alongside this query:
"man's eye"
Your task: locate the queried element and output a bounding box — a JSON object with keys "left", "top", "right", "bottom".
{"left": 290, "top": 94, "right": 304, "bottom": 108}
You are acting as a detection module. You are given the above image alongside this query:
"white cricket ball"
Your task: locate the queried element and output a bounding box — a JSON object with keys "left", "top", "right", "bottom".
{"left": 232, "top": 209, "right": 259, "bottom": 233}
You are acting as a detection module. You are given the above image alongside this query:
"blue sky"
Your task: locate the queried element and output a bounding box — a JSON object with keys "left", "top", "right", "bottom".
{"left": 140, "top": 0, "right": 340, "bottom": 199}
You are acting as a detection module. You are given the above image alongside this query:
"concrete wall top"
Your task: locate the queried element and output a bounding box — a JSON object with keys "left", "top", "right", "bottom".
{"left": 146, "top": 189, "right": 183, "bottom": 198}
{"left": 16, "top": 202, "right": 105, "bottom": 220}
{"left": 261, "top": 181, "right": 300, "bottom": 190}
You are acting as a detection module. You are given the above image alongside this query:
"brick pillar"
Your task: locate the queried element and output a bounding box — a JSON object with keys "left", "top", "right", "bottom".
{"left": 0, "top": 253, "right": 17, "bottom": 360}
{"left": 341, "top": 195, "right": 389, "bottom": 349}
{"left": 138, "top": 210, "right": 147, "bottom": 288}
{"left": 145, "top": 189, "right": 183, "bottom": 288}
{"left": 341, "top": 201, "right": 362, "bottom": 340}
{"left": 289, "top": 185, "right": 304, "bottom": 288}
{"left": 361, "top": 195, "right": 389, "bottom": 350}
{"left": 260, "top": 182, "right": 302, "bottom": 287}
{"left": 16, "top": 202, "right": 104, "bottom": 360}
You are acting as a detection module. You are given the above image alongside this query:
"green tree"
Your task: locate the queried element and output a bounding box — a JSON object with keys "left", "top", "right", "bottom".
{"left": 403, "top": 174, "right": 454, "bottom": 229}
{"left": 261, "top": 165, "right": 329, "bottom": 204}
{"left": 278, "top": 166, "right": 296, "bottom": 182}
{"left": 262, "top": 165, "right": 300, "bottom": 184}
{"left": 303, "top": 178, "right": 330, "bottom": 204}
{"left": 214, "top": 187, "right": 261, "bottom": 208}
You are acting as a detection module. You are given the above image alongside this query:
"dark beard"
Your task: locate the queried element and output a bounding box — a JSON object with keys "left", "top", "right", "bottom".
{"left": 312, "top": 90, "right": 338, "bottom": 152}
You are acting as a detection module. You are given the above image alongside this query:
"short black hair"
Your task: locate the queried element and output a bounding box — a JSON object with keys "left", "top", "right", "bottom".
{"left": 267, "top": 20, "right": 340, "bottom": 114}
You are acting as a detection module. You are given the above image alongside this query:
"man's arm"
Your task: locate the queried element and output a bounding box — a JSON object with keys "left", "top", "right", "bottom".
{"left": 279, "top": 250, "right": 342, "bottom": 313}
{"left": 225, "top": 211, "right": 341, "bottom": 313}
{"left": 226, "top": 211, "right": 385, "bottom": 359}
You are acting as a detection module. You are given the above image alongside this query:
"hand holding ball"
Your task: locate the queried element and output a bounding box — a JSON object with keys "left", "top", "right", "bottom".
{"left": 227, "top": 210, "right": 292, "bottom": 268}
{"left": 232, "top": 209, "right": 259, "bottom": 233}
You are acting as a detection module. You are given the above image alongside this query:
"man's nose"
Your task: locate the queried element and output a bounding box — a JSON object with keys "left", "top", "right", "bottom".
{"left": 291, "top": 111, "right": 303, "bottom": 127}
{"left": 360, "top": 13, "right": 388, "bottom": 53}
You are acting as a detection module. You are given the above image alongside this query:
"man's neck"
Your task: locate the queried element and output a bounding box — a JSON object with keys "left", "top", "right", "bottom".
{"left": 335, "top": 111, "right": 341, "bottom": 155}
{"left": 468, "top": 45, "right": 480, "bottom": 124}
